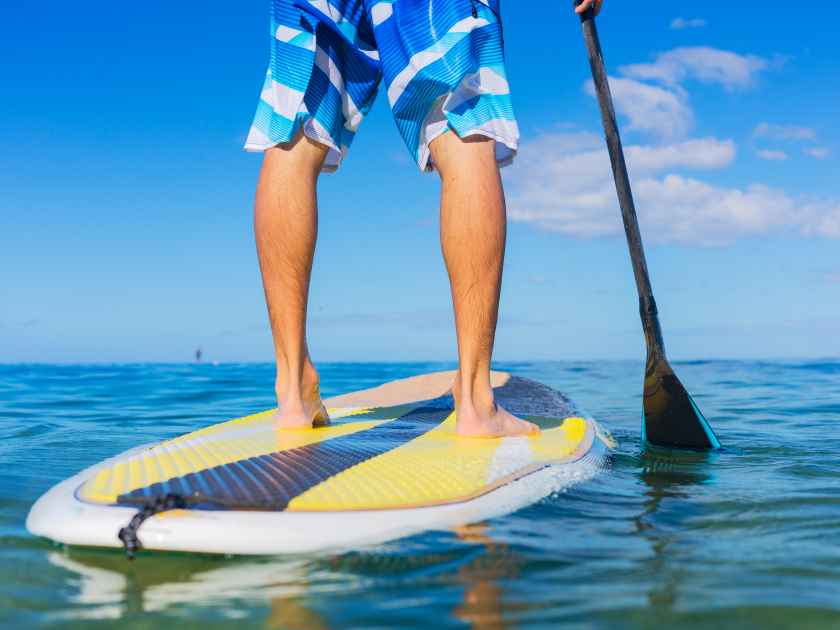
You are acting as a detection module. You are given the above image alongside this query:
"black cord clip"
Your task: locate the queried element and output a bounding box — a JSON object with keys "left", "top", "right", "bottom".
{"left": 117, "top": 494, "right": 187, "bottom": 560}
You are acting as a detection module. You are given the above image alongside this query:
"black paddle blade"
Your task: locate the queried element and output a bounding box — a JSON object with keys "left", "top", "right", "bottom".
{"left": 642, "top": 356, "right": 720, "bottom": 450}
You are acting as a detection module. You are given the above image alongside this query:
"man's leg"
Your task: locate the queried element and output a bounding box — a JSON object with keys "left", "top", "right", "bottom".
{"left": 430, "top": 132, "right": 538, "bottom": 437}
{"left": 255, "top": 132, "right": 329, "bottom": 428}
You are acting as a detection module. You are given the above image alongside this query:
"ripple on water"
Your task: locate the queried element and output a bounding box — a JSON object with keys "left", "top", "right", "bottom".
{"left": 2, "top": 361, "right": 840, "bottom": 627}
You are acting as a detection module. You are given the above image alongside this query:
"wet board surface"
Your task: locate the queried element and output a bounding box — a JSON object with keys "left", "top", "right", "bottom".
{"left": 27, "top": 371, "right": 613, "bottom": 555}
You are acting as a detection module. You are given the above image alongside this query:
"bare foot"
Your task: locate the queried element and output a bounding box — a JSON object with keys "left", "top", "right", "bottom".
{"left": 275, "top": 362, "right": 330, "bottom": 429}
{"left": 452, "top": 375, "right": 539, "bottom": 438}
{"left": 456, "top": 402, "right": 539, "bottom": 438}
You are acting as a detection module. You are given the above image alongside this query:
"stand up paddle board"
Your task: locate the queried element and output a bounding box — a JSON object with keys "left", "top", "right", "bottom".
{"left": 27, "top": 371, "right": 614, "bottom": 556}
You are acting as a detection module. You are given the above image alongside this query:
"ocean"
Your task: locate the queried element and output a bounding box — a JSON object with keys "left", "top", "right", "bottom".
{"left": 2, "top": 360, "right": 839, "bottom": 628}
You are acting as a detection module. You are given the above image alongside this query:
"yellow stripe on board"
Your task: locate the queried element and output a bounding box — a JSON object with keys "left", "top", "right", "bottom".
{"left": 78, "top": 406, "right": 382, "bottom": 505}
{"left": 287, "top": 416, "right": 589, "bottom": 512}
{"left": 163, "top": 406, "right": 373, "bottom": 444}
{"left": 79, "top": 400, "right": 591, "bottom": 511}
{"left": 528, "top": 417, "right": 588, "bottom": 461}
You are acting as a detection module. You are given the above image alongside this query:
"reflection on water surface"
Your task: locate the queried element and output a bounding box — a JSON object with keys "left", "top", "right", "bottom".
{"left": 3, "top": 361, "right": 840, "bottom": 627}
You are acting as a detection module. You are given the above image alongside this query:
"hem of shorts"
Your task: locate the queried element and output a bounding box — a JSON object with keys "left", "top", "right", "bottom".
{"left": 417, "top": 127, "right": 519, "bottom": 173}
{"left": 243, "top": 123, "right": 343, "bottom": 173}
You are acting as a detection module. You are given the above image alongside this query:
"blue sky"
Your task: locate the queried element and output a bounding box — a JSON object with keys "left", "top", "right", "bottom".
{"left": 2, "top": 1, "right": 839, "bottom": 363}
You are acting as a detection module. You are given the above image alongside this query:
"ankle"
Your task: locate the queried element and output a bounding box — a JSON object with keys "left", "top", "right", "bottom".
{"left": 301, "top": 360, "right": 320, "bottom": 388}
{"left": 275, "top": 359, "right": 321, "bottom": 403}
{"left": 452, "top": 371, "right": 495, "bottom": 415}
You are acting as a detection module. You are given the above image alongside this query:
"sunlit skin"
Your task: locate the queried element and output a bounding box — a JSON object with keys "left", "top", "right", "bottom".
{"left": 253, "top": 1, "right": 605, "bottom": 437}
{"left": 430, "top": 132, "right": 538, "bottom": 438}
{"left": 254, "top": 132, "right": 330, "bottom": 431}
{"left": 254, "top": 131, "right": 536, "bottom": 438}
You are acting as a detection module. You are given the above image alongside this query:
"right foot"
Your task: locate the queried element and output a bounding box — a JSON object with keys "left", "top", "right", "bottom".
{"left": 455, "top": 402, "right": 539, "bottom": 438}
{"left": 275, "top": 363, "right": 329, "bottom": 429}
{"left": 452, "top": 376, "right": 539, "bottom": 438}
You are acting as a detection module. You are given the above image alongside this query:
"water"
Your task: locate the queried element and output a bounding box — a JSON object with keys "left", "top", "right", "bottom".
{"left": 2, "top": 361, "right": 840, "bottom": 628}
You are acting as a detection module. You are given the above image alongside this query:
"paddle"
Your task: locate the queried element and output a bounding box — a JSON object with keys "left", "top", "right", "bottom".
{"left": 572, "top": 1, "right": 720, "bottom": 450}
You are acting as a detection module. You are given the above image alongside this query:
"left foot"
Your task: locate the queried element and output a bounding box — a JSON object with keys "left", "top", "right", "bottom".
{"left": 275, "top": 361, "right": 330, "bottom": 429}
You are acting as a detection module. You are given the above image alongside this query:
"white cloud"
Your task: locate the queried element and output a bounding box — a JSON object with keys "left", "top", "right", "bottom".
{"left": 670, "top": 17, "right": 707, "bottom": 30}
{"left": 538, "top": 44, "right": 836, "bottom": 246}
{"left": 804, "top": 147, "right": 831, "bottom": 160}
{"left": 798, "top": 202, "right": 840, "bottom": 238}
{"left": 756, "top": 149, "right": 789, "bottom": 161}
{"left": 505, "top": 131, "right": 840, "bottom": 245}
{"left": 585, "top": 47, "right": 775, "bottom": 141}
{"left": 626, "top": 138, "right": 736, "bottom": 170}
{"left": 632, "top": 177, "right": 795, "bottom": 244}
{"left": 620, "top": 47, "right": 769, "bottom": 90}
{"left": 586, "top": 77, "right": 693, "bottom": 139}
{"left": 753, "top": 122, "right": 817, "bottom": 142}
{"left": 506, "top": 133, "right": 733, "bottom": 193}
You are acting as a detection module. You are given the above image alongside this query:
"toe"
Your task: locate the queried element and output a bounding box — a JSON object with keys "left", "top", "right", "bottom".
{"left": 517, "top": 419, "right": 539, "bottom": 435}
{"left": 503, "top": 415, "right": 539, "bottom": 436}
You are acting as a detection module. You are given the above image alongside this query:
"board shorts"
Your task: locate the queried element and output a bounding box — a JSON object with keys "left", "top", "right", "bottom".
{"left": 244, "top": 0, "right": 519, "bottom": 172}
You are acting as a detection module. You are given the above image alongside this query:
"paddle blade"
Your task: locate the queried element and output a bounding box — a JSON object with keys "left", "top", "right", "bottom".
{"left": 642, "top": 357, "right": 720, "bottom": 450}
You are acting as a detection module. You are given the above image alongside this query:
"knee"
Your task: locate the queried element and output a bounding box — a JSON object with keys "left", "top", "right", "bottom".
{"left": 262, "top": 131, "right": 329, "bottom": 181}
{"left": 430, "top": 132, "right": 498, "bottom": 180}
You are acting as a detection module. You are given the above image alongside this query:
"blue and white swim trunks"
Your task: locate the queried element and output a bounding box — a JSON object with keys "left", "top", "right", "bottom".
{"left": 244, "top": 0, "right": 519, "bottom": 172}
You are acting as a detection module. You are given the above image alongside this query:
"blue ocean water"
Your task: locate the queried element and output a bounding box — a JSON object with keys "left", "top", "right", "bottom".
{"left": 2, "top": 361, "right": 840, "bottom": 628}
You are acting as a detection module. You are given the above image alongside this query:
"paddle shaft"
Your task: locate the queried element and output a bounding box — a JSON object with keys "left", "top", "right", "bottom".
{"left": 574, "top": 5, "right": 666, "bottom": 360}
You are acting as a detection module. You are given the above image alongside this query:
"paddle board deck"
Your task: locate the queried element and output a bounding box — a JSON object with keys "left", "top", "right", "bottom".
{"left": 27, "top": 371, "right": 614, "bottom": 555}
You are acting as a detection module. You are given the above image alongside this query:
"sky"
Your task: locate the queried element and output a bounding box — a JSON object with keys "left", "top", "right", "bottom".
{"left": 2, "top": 1, "right": 839, "bottom": 363}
